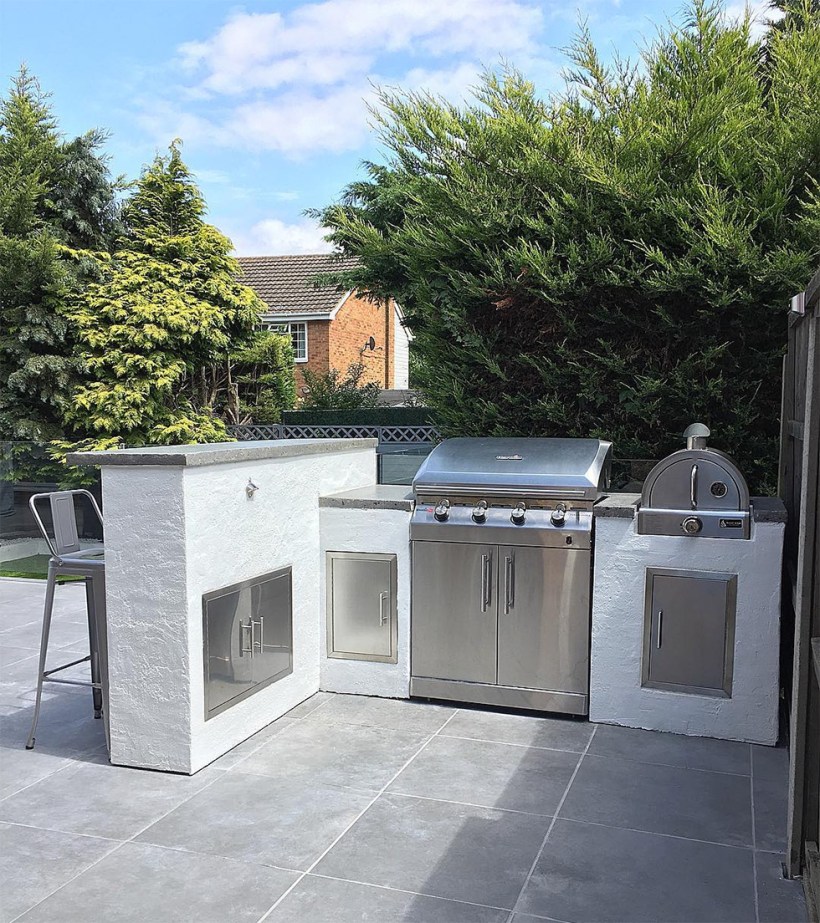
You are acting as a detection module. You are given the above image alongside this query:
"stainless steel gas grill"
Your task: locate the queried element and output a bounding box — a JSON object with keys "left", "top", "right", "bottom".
{"left": 637, "top": 423, "right": 751, "bottom": 539}
{"left": 410, "top": 436, "right": 612, "bottom": 715}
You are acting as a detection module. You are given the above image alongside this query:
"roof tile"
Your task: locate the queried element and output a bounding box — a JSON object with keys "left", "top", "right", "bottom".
{"left": 237, "top": 253, "right": 358, "bottom": 317}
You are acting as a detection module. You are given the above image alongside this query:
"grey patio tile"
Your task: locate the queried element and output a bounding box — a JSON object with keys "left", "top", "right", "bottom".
{"left": 439, "top": 707, "right": 593, "bottom": 752}
{"left": 0, "top": 689, "right": 106, "bottom": 757}
{"left": 237, "top": 719, "right": 428, "bottom": 792}
{"left": 267, "top": 874, "right": 510, "bottom": 922}
{"left": 0, "top": 822, "right": 118, "bottom": 923}
{"left": 15, "top": 841, "right": 298, "bottom": 923}
{"left": 753, "top": 743, "right": 790, "bottom": 782}
{"left": 0, "top": 745, "right": 78, "bottom": 801}
{"left": 0, "top": 758, "right": 220, "bottom": 840}
{"left": 212, "top": 716, "right": 300, "bottom": 770}
{"left": 315, "top": 792, "right": 551, "bottom": 910}
{"left": 387, "top": 735, "right": 578, "bottom": 816}
{"left": 755, "top": 765, "right": 789, "bottom": 852}
{"left": 516, "top": 818, "right": 756, "bottom": 923}
{"left": 589, "top": 723, "right": 750, "bottom": 775}
{"left": 756, "top": 849, "right": 808, "bottom": 922}
{"left": 136, "top": 770, "right": 373, "bottom": 871}
{"left": 285, "top": 691, "right": 334, "bottom": 719}
{"left": 1, "top": 618, "right": 90, "bottom": 654}
{"left": 560, "top": 754, "right": 753, "bottom": 846}
{"left": 303, "top": 693, "right": 456, "bottom": 735}
{"left": 0, "top": 644, "right": 39, "bottom": 668}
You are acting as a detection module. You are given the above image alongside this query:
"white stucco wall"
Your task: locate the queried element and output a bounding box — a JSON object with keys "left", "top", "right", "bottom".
{"left": 101, "top": 445, "right": 375, "bottom": 773}
{"left": 319, "top": 505, "right": 412, "bottom": 699}
{"left": 590, "top": 516, "right": 784, "bottom": 744}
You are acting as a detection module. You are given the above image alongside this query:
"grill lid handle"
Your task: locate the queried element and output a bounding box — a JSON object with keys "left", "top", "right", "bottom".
{"left": 683, "top": 422, "right": 710, "bottom": 450}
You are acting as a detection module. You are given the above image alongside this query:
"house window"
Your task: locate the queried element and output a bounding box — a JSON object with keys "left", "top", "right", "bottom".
{"left": 262, "top": 321, "right": 308, "bottom": 363}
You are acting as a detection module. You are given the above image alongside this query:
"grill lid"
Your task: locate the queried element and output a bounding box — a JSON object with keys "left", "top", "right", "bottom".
{"left": 412, "top": 437, "right": 613, "bottom": 501}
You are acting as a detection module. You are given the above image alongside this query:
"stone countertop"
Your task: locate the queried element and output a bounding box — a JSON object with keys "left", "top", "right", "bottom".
{"left": 66, "top": 438, "right": 378, "bottom": 468}
{"left": 594, "top": 493, "right": 640, "bottom": 518}
{"left": 593, "top": 493, "right": 786, "bottom": 523}
{"left": 319, "top": 485, "right": 413, "bottom": 512}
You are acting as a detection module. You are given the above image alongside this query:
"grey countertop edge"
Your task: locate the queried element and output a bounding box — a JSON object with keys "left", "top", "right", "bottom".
{"left": 593, "top": 493, "right": 786, "bottom": 523}
{"left": 320, "top": 485, "right": 413, "bottom": 511}
{"left": 66, "top": 438, "right": 378, "bottom": 468}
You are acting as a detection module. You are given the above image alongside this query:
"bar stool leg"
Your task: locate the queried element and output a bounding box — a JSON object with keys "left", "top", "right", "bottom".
{"left": 26, "top": 560, "right": 57, "bottom": 750}
{"left": 85, "top": 576, "right": 103, "bottom": 719}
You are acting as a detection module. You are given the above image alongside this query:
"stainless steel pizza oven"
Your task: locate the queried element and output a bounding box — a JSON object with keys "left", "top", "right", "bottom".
{"left": 637, "top": 424, "right": 751, "bottom": 539}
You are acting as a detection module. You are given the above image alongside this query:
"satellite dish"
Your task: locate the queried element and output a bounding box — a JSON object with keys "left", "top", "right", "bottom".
{"left": 367, "top": 336, "right": 376, "bottom": 351}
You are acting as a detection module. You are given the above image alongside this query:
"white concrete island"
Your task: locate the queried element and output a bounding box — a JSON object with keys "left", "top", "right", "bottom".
{"left": 69, "top": 438, "right": 786, "bottom": 775}
{"left": 69, "top": 439, "right": 380, "bottom": 774}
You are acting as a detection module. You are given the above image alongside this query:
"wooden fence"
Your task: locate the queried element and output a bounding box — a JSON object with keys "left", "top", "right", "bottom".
{"left": 781, "top": 265, "right": 820, "bottom": 912}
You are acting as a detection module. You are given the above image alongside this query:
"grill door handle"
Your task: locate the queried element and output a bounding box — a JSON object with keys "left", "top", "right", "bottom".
{"left": 504, "top": 554, "right": 515, "bottom": 614}
{"left": 690, "top": 464, "right": 698, "bottom": 510}
{"left": 379, "top": 591, "right": 389, "bottom": 626}
{"left": 656, "top": 610, "right": 663, "bottom": 649}
{"left": 480, "top": 553, "right": 492, "bottom": 612}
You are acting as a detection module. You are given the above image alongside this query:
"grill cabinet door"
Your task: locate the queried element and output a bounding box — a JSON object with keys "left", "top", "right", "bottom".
{"left": 497, "top": 545, "right": 591, "bottom": 694}
{"left": 412, "top": 541, "right": 497, "bottom": 684}
{"left": 643, "top": 570, "right": 735, "bottom": 696}
{"left": 327, "top": 552, "right": 397, "bottom": 662}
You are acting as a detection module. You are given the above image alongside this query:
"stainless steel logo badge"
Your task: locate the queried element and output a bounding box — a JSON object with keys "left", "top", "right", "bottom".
{"left": 496, "top": 454, "right": 523, "bottom": 460}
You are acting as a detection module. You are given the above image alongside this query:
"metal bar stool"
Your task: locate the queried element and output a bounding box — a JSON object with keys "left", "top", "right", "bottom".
{"left": 26, "top": 490, "right": 106, "bottom": 750}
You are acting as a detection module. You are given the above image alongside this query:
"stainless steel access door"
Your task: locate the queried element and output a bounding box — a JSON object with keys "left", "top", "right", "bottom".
{"left": 497, "top": 545, "right": 591, "bottom": 695}
{"left": 411, "top": 541, "right": 497, "bottom": 684}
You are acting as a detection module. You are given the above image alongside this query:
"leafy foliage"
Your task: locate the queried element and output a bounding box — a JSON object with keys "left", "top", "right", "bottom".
{"left": 62, "top": 142, "right": 262, "bottom": 449}
{"left": 315, "top": 1, "right": 820, "bottom": 491}
{"left": 300, "top": 362, "right": 381, "bottom": 410}
{"left": 219, "top": 330, "right": 296, "bottom": 424}
{"left": 0, "top": 67, "right": 120, "bottom": 451}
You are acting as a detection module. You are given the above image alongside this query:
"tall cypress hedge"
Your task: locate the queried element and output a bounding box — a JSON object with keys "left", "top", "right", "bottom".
{"left": 316, "top": 2, "right": 820, "bottom": 491}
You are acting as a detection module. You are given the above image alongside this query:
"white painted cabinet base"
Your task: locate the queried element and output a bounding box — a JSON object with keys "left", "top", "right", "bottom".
{"left": 319, "top": 506, "right": 411, "bottom": 699}
{"left": 590, "top": 516, "right": 784, "bottom": 745}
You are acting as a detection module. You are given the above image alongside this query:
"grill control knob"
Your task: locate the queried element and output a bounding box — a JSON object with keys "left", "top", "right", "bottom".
{"left": 550, "top": 503, "right": 567, "bottom": 526}
{"left": 472, "top": 500, "right": 489, "bottom": 523}
{"left": 682, "top": 516, "right": 703, "bottom": 535}
{"left": 510, "top": 502, "right": 526, "bottom": 525}
{"left": 434, "top": 499, "right": 450, "bottom": 522}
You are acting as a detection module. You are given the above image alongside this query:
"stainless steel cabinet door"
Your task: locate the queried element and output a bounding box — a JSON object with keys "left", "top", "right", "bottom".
{"left": 251, "top": 570, "right": 293, "bottom": 686}
{"left": 497, "top": 545, "right": 591, "bottom": 694}
{"left": 203, "top": 587, "right": 256, "bottom": 718}
{"left": 327, "top": 553, "right": 397, "bottom": 663}
{"left": 412, "top": 541, "right": 497, "bottom": 684}
{"left": 203, "top": 567, "right": 293, "bottom": 720}
{"left": 643, "top": 569, "right": 736, "bottom": 696}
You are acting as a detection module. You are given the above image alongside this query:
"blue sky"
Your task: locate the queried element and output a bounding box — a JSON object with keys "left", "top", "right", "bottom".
{"left": 2, "top": 0, "right": 768, "bottom": 255}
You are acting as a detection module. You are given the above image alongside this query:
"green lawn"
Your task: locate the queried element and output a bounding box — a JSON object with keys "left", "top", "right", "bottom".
{"left": 0, "top": 554, "right": 83, "bottom": 582}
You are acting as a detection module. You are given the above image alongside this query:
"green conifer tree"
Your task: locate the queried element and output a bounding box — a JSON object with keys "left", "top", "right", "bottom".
{"left": 63, "top": 141, "right": 262, "bottom": 449}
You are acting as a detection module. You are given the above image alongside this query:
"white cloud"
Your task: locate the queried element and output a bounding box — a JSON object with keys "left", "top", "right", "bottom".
{"left": 142, "top": 0, "right": 548, "bottom": 158}
{"left": 227, "top": 217, "right": 334, "bottom": 255}
{"left": 179, "top": 1, "right": 542, "bottom": 96}
{"left": 723, "top": 1, "right": 785, "bottom": 39}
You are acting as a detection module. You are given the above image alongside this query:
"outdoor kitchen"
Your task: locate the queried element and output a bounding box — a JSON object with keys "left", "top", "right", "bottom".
{"left": 61, "top": 423, "right": 785, "bottom": 775}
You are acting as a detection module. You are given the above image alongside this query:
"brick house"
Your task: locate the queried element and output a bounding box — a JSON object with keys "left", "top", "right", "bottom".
{"left": 237, "top": 253, "right": 410, "bottom": 392}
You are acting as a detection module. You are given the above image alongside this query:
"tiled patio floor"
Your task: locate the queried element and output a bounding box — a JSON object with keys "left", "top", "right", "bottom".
{"left": 0, "top": 578, "right": 808, "bottom": 923}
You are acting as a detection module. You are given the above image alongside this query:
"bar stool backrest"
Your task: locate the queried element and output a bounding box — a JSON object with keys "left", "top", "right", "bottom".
{"left": 29, "top": 490, "right": 103, "bottom": 559}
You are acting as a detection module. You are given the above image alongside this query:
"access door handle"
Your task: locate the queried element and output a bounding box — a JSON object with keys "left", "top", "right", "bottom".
{"left": 504, "top": 554, "right": 515, "bottom": 614}
{"left": 690, "top": 464, "right": 698, "bottom": 510}
{"left": 240, "top": 620, "right": 253, "bottom": 656}
{"left": 379, "top": 591, "right": 389, "bottom": 626}
{"left": 656, "top": 610, "right": 663, "bottom": 649}
{"left": 480, "top": 553, "right": 492, "bottom": 612}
